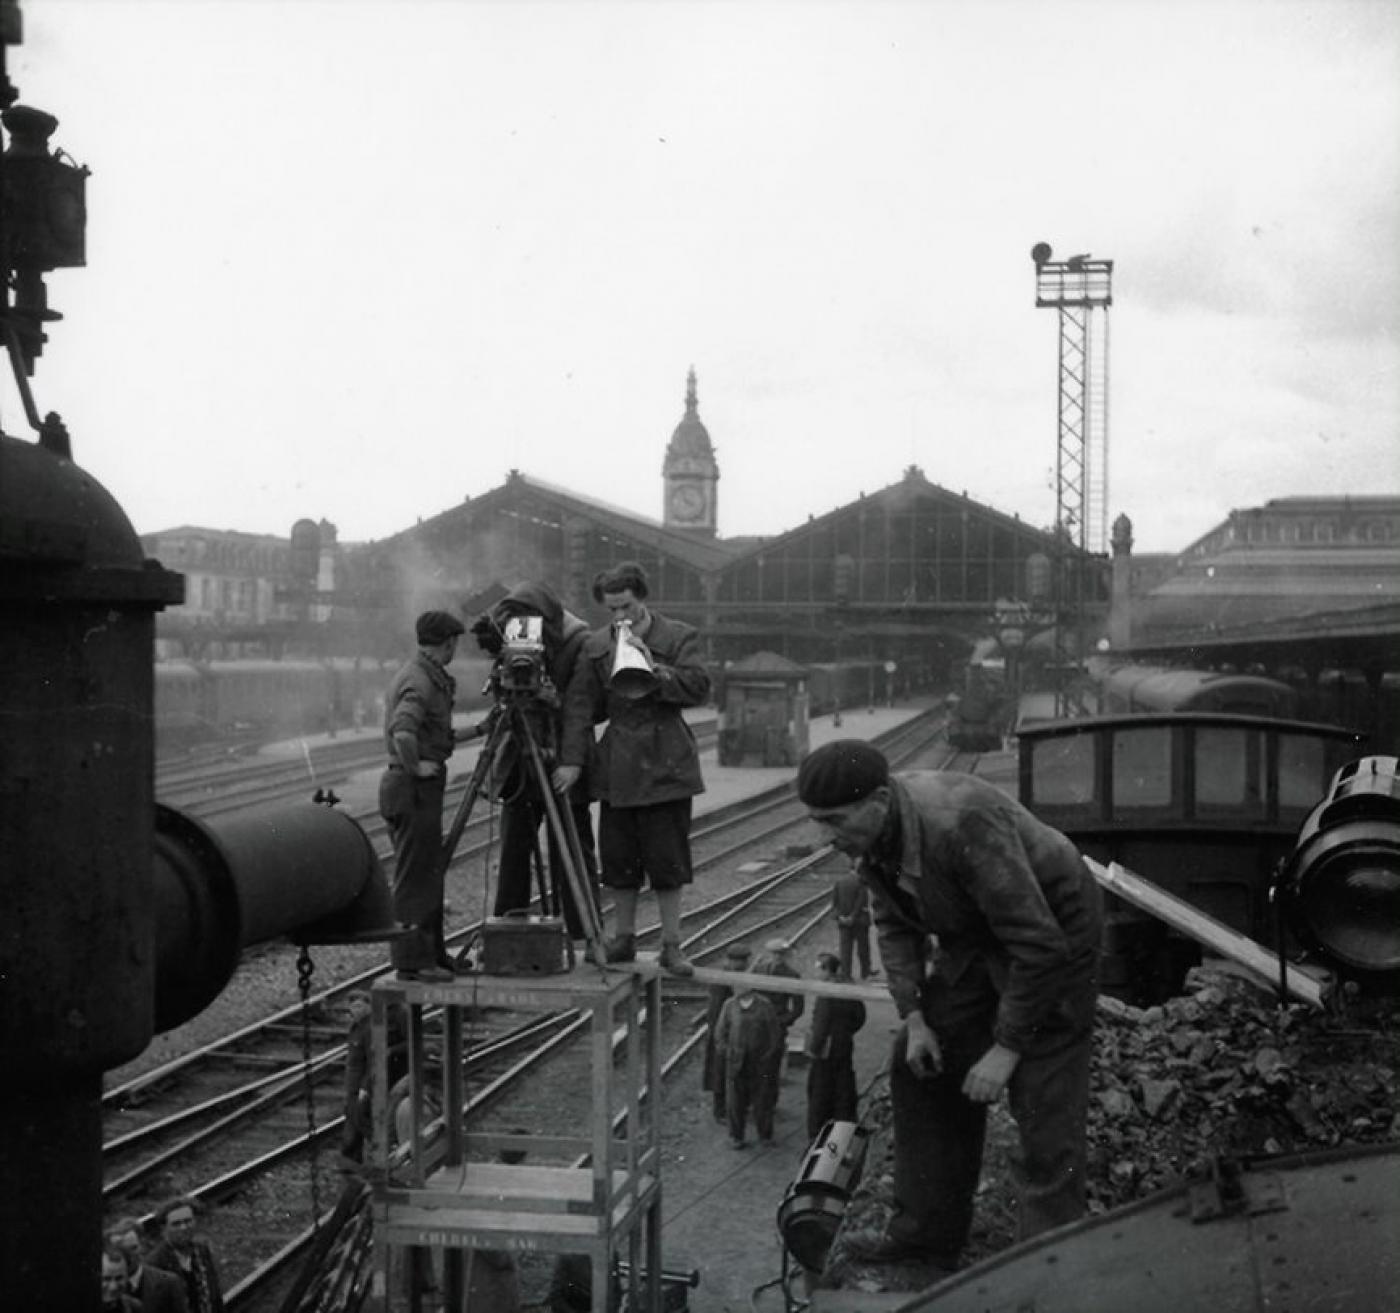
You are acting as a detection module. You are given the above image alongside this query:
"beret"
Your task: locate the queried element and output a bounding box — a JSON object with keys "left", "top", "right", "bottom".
{"left": 416, "top": 609, "right": 465, "bottom": 645}
{"left": 797, "top": 739, "right": 889, "bottom": 809}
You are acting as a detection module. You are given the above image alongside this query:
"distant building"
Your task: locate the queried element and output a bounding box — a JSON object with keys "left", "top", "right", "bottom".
{"left": 139, "top": 520, "right": 341, "bottom": 656}
{"left": 1111, "top": 497, "right": 1400, "bottom": 647}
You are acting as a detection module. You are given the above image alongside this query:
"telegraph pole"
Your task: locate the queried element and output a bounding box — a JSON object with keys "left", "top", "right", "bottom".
{"left": 1031, "top": 242, "right": 1113, "bottom": 715}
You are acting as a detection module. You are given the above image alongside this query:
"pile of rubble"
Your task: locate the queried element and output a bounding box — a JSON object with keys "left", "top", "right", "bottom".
{"left": 835, "top": 965, "right": 1400, "bottom": 1283}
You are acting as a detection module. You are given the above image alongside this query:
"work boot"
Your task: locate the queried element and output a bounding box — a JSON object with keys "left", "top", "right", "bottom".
{"left": 589, "top": 933, "right": 636, "bottom": 965}
{"left": 397, "top": 965, "right": 455, "bottom": 984}
{"left": 842, "top": 1229, "right": 955, "bottom": 1272}
{"left": 659, "top": 940, "right": 694, "bottom": 977}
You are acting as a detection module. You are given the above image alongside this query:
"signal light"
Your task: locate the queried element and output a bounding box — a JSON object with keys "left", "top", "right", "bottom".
{"left": 3, "top": 105, "right": 88, "bottom": 271}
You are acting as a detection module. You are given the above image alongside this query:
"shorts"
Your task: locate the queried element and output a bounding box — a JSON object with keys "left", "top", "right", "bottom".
{"left": 599, "top": 798, "right": 694, "bottom": 891}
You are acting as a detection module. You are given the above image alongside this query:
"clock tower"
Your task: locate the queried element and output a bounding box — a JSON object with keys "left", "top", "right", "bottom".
{"left": 662, "top": 366, "right": 720, "bottom": 536}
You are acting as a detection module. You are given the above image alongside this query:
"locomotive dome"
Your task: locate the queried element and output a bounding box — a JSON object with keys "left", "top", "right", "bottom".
{"left": 0, "top": 429, "right": 148, "bottom": 570}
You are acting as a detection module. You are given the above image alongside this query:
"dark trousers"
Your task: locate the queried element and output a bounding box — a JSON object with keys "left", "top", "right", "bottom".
{"left": 806, "top": 1057, "right": 858, "bottom": 1141}
{"left": 886, "top": 987, "right": 1096, "bottom": 1263}
{"left": 725, "top": 1050, "right": 777, "bottom": 1143}
{"left": 381, "top": 772, "right": 448, "bottom": 970}
{"left": 837, "top": 923, "right": 872, "bottom": 978}
{"left": 494, "top": 788, "right": 599, "bottom": 938}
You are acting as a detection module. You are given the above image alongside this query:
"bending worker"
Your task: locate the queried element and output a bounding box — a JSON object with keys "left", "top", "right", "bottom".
{"left": 797, "top": 739, "right": 1102, "bottom": 1276}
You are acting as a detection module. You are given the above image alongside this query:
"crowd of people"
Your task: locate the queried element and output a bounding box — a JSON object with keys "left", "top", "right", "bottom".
{"left": 103, "top": 1199, "right": 223, "bottom": 1313}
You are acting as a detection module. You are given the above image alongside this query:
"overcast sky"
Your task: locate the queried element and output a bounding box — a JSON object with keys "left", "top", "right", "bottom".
{"left": 10, "top": 0, "right": 1398, "bottom": 555}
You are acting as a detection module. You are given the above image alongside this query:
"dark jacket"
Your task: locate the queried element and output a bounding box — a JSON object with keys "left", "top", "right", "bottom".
{"left": 560, "top": 609, "right": 709, "bottom": 806}
{"left": 714, "top": 992, "right": 782, "bottom": 1071}
{"left": 862, "top": 771, "right": 1102, "bottom": 1054}
{"left": 383, "top": 650, "right": 458, "bottom": 767}
{"left": 750, "top": 954, "right": 805, "bottom": 1030}
{"left": 489, "top": 581, "right": 593, "bottom": 790}
{"left": 131, "top": 1264, "right": 190, "bottom": 1313}
{"left": 145, "top": 1241, "right": 223, "bottom": 1313}
{"left": 806, "top": 992, "right": 866, "bottom": 1062}
{"left": 831, "top": 870, "right": 870, "bottom": 928}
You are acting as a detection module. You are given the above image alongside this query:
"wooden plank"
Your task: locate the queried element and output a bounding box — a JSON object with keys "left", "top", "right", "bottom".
{"left": 1085, "top": 857, "right": 1331, "bottom": 1008}
{"left": 614, "top": 958, "right": 890, "bottom": 1003}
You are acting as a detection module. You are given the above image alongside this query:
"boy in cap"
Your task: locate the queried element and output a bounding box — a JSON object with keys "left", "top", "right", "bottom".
{"left": 379, "top": 609, "right": 477, "bottom": 981}
{"left": 797, "top": 739, "right": 1101, "bottom": 1275}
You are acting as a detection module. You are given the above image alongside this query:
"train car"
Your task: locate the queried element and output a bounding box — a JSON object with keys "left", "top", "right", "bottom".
{"left": 806, "top": 661, "right": 885, "bottom": 719}
{"left": 1096, "top": 663, "right": 1298, "bottom": 718}
{"left": 1016, "top": 710, "right": 1368, "bottom": 1003}
{"left": 152, "top": 659, "right": 213, "bottom": 748}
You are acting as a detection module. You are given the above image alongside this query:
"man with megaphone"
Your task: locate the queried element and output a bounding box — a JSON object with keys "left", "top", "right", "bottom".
{"left": 555, "top": 560, "right": 711, "bottom": 975}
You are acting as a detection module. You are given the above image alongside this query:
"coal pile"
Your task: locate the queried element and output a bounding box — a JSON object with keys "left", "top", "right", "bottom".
{"left": 1086, "top": 966, "right": 1400, "bottom": 1210}
{"left": 832, "top": 965, "right": 1400, "bottom": 1288}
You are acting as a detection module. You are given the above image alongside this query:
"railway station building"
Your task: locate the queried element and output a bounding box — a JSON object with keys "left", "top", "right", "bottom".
{"left": 344, "top": 369, "right": 1102, "bottom": 694}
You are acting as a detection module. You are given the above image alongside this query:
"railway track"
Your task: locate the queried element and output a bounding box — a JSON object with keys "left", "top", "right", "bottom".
{"left": 106, "top": 709, "right": 961, "bottom": 1309}
{"left": 157, "top": 719, "right": 721, "bottom": 821}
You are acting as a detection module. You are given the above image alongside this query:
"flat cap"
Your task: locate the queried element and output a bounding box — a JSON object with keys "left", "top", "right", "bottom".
{"left": 724, "top": 943, "right": 752, "bottom": 963}
{"left": 416, "top": 609, "right": 465, "bottom": 646}
{"left": 763, "top": 937, "right": 791, "bottom": 954}
{"left": 797, "top": 739, "right": 889, "bottom": 809}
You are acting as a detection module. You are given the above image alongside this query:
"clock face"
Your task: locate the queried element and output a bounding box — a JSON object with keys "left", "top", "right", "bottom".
{"left": 670, "top": 483, "right": 705, "bottom": 520}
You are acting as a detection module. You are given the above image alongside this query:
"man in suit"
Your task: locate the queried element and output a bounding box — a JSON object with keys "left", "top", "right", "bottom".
{"left": 102, "top": 1247, "right": 141, "bottom": 1313}
{"left": 106, "top": 1217, "right": 190, "bottom": 1313}
{"left": 146, "top": 1198, "right": 224, "bottom": 1313}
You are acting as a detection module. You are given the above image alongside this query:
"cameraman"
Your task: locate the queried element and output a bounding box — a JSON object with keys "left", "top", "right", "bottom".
{"left": 472, "top": 582, "right": 600, "bottom": 939}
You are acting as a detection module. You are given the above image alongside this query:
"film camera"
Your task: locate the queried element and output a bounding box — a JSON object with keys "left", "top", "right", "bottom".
{"left": 471, "top": 611, "right": 554, "bottom": 701}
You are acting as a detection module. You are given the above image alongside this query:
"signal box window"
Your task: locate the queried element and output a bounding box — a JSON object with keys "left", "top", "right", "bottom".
{"left": 1029, "top": 736, "right": 1093, "bottom": 808}
{"left": 1278, "top": 734, "right": 1328, "bottom": 814}
{"left": 1195, "top": 727, "right": 1264, "bottom": 815}
{"left": 1112, "top": 729, "right": 1171, "bottom": 810}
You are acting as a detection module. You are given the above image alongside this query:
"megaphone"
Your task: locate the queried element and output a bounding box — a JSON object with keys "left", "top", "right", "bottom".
{"left": 610, "top": 619, "right": 658, "bottom": 700}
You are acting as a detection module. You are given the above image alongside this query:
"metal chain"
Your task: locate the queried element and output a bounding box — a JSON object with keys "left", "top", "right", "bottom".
{"left": 296, "top": 944, "right": 323, "bottom": 1229}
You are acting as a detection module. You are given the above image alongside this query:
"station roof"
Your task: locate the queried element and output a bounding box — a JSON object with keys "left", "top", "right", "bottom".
{"left": 717, "top": 463, "right": 1069, "bottom": 565}
{"left": 386, "top": 469, "right": 743, "bottom": 574}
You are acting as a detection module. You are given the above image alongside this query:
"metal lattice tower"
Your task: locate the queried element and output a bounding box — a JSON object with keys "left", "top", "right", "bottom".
{"left": 1032, "top": 244, "right": 1113, "bottom": 554}
{"left": 1031, "top": 243, "right": 1113, "bottom": 715}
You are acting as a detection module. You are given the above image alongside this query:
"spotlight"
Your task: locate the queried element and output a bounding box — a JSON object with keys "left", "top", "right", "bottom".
{"left": 776, "top": 1120, "right": 870, "bottom": 1273}
{"left": 1273, "top": 755, "right": 1400, "bottom": 991}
